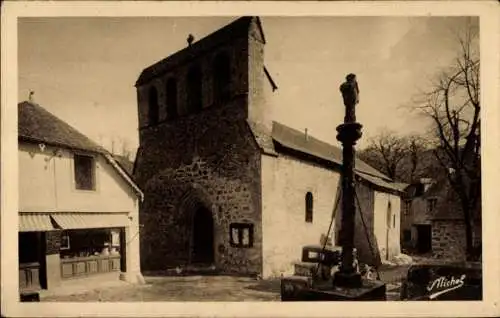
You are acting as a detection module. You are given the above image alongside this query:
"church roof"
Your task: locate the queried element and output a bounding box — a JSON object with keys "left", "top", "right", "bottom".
{"left": 271, "top": 121, "right": 389, "bottom": 180}
{"left": 136, "top": 16, "right": 265, "bottom": 86}
{"left": 18, "top": 101, "right": 144, "bottom": 199}
{"left": 246, "top": 120, "right": 277, "bottom": 156}
{"left": 269, "top": 121, "right": 403, "bottom": 193}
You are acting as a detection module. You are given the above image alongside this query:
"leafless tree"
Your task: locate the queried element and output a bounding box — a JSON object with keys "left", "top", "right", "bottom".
{"left": 359, "top": 130, "right": 427, "bottom": 182}
{"left": 411, "top": 20, "right": 480, "bottom": 260}
{"left": 99, "top": 134, "right": 134, "bottom": 160}
{"left": 121, "top": 139, "right": 133, "bottom": 160}
{"left": 403, "top": 135, "right": 429, "bottom": 183}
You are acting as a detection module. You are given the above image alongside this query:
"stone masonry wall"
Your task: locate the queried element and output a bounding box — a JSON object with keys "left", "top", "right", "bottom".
{"left": 431, "top": 220, "right": 467, "bottom": 261}
{"left": 137, "top": 37, "right": 249, "bottom": 129}
{"left": 135, "top": 99, "right": 263, "bottom": 275}
{"left": 135, "top": 18, "right": 271, "bottom": 276}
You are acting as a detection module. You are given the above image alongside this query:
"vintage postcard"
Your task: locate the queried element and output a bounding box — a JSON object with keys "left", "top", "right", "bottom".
{"left": 1, "top": 1, "right": 499, "bottom": 317}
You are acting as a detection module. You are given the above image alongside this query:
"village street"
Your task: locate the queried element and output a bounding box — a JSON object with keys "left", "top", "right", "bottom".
{"left": 40, "top": 265, "right": 408, "bottom": 302}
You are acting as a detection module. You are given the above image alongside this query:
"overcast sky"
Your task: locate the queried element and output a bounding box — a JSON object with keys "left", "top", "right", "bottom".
{"left": 18, "top": 16, "right": 476, "bottom": 153}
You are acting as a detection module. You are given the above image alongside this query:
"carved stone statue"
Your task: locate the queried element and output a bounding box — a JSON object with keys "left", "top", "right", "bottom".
{"left": 339, "top": 73, "right": 359, "bottom": 122}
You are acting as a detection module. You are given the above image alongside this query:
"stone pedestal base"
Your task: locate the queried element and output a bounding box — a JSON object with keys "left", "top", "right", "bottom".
{"left": 332, "top": 271, "right": 362, "bottom": 288}
{"left": 311, "top": 279, "right": 386, "bottom": 301}
{"left": 281, "top": 276, "right": 386, "bottom": 301}
{"left": 120, "top": 271, "right": 146, "bottom": 285}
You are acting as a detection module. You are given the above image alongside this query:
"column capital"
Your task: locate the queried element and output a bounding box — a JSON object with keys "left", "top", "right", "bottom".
{"left": 336, "top": 122, "right": 363, "bottom": 144}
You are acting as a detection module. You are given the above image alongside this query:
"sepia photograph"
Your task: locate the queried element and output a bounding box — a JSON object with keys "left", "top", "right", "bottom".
{"left": 2, "top": 1, "right": 499, "bottom": 317}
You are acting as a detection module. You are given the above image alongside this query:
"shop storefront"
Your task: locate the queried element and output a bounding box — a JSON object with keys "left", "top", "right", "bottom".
{"left": 59, "top": 228, "right": 124, "bottom": 279}
{"left": 18, "top": 212, "right": 131, "bottom": 292}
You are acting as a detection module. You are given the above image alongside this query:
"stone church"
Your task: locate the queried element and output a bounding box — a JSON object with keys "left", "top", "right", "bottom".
{"left": 134, "top": 16, "right": 404, "bottom": 278}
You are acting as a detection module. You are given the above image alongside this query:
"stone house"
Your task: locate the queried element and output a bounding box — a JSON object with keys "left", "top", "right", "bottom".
{"left": 400, "top": 178, "right": 437, "bottom": 253}
{"left": 430, "top": 181, "right": 481, "bottom": 261}
{"left": 401, "top": 176, "right": 481, "bottom": 261}
{"left": 18, "top": 101, "right": 144, "bottom": 292}
{"left": 133, "top": 16, "right": 404, "bottom": 278}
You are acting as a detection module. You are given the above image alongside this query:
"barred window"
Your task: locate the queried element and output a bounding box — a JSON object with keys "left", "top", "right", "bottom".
{"left": 427, "top": 198, "right": 438, "bottom": 213}
{"left": 404, "top": 199, "right": 412, "bottom": 216}
{"left": 229, "top": 223, "right": 253, "bottom": 248}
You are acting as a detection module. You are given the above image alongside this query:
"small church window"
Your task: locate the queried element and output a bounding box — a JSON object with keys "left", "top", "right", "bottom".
{"left": 229, "top": 223, "right": 253, "bottom": 248}
{"left": 148, "top": 86, "right": 159, "bottom": 125}
{"left": 166, "top": 78, "right": 178, "bottom": 119}
{"left": 213, "top": 52, "right": 231, "bottom": 102}
{"left": 187, "top": 65, "right": 203, "bottom": 113}
{"left": 305, "top": 192, "right": 313, "bottom": 223}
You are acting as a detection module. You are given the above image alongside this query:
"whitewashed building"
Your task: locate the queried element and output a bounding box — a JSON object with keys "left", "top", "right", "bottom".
{"left": 18, "top": 101, "right": 144, "bottom": 292}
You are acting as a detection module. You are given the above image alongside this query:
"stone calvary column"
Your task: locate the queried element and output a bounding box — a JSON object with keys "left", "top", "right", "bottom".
{"left": 333, "top": 73, "right": 363, "bottom": 288}
{"left": 326, "top": 73, "right": 386, "bottom": 300}
{"left": 279, "top": 74, "right": 387, "bottom": 301}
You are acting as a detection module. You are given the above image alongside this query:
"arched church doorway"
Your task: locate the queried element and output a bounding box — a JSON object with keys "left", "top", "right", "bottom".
{"left": 191, "top": 207, "right": 214, "bottom": 264}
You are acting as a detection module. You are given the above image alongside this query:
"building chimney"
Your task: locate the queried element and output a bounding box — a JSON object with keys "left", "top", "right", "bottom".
{"left": 419, "top": 177, "right": 434, "bottom": 192}
{"left": 419, "top": 177, "right": 432, "bottom": 184}
{"left": 28, "top": 91, "right": 34, "bottom": 102}
{"left": 305, "top": 128, "right": 309, "bottom": 141}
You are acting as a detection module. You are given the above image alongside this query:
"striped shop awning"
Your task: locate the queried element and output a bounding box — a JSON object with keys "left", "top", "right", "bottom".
{"left": 50, "top": 213, "right": 129, "bottom": 230}
{"left": 19, "top": 213, "right": 55, "bottom": 232}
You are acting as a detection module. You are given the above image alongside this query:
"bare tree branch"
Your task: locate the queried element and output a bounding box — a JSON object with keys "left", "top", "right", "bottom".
{"left": 409, "top": 21, "right": 480, "bottom": 260}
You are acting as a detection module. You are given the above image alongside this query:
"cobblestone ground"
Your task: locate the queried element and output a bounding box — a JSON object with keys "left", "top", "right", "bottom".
{"left": 41, "top": 265, "right": 410, "bottom": 302}
{"left": 42, "top": 276, "right": 281, "bottom": 302}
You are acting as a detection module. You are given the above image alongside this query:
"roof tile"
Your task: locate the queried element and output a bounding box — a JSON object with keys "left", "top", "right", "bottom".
{"left": 18, "top": 101, "right": 105, "bottom": 154}
{"left": 271, "top": 121, "right": 390, "bottom": 181}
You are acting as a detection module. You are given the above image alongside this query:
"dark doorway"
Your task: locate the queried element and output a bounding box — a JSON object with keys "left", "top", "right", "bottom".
{"left": 19, "top": 232, "right": 45, "bottom": 290}
{"left": 191, "top": 207, "right": 214, "bottom": 264}
{"left": 416, "top": 224, "right": 432, "bottom": 254}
